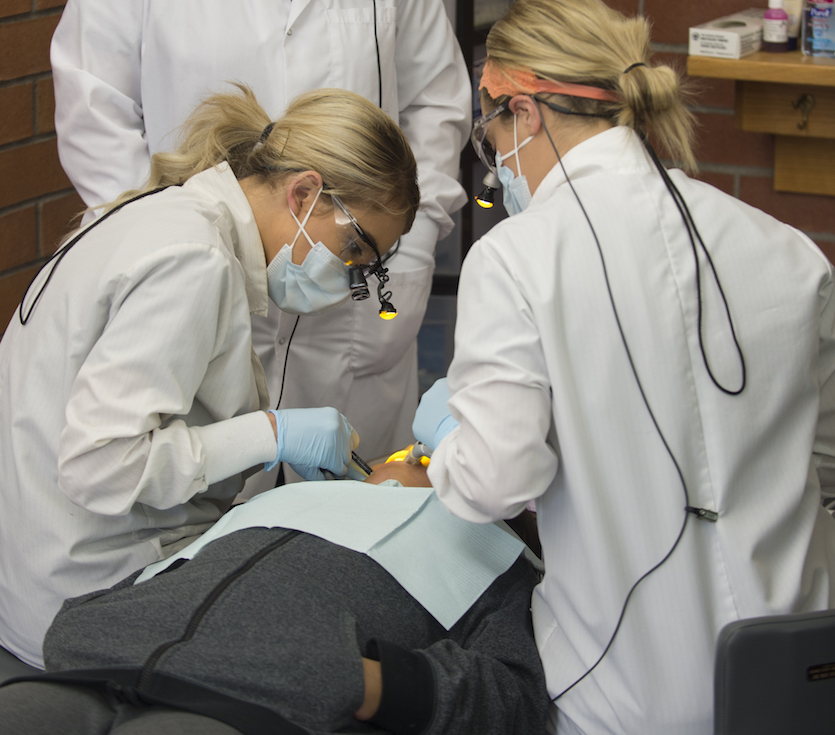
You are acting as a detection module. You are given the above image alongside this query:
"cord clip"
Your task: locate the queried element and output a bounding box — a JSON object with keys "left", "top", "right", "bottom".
{"left": 685, "top": 506, "right": 718, "bottom": 522}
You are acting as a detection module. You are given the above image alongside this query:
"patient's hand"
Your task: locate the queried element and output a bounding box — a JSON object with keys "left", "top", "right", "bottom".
{"left": 364, "top": 461, "right": 431, "bottom": 487}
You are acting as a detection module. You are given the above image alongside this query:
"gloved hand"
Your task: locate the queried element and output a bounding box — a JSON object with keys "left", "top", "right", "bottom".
{"left": 266, "top": 407, "right": 359, "bottom": 481}
{"left": 412, "top": 377, "right": 459, "bottom": 451}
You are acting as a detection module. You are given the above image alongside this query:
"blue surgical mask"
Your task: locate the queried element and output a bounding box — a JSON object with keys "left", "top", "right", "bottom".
{"left": 266, "top": 187, "right": 351, "bottom": 315}
{"left": 495, "top": 114, "right": 533, "bottom": 216}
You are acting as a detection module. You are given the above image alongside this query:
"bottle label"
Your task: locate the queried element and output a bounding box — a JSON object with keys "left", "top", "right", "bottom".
{"left": 763, "top": 17, "right": 788, "bottom": 42}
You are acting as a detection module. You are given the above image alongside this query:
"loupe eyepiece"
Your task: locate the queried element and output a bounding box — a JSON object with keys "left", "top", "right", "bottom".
{"left": 348, "top": 265, "right": 370, "bottom": 301}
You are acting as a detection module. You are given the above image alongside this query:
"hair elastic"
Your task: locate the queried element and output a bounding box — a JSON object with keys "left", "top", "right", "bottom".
{"left": 623, "top": 62, "right": 647, "bottom": 75}
{"left": 250, "top": 123, "right": 287, "bottom": 173}
{"left": 259, "top": 122, "right": 275, "bottom": 143}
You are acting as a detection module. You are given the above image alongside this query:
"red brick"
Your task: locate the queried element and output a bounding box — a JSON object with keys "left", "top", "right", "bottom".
{"left": 645, "top": 0, "right": 757, "bottom": 46}
{"left": 0, "top": 0, "right": 29, "bottom": 19}
{"left": 0, "top": 82, "right": 33, "bottom": 145}
{"left": 36, "top": 0, "right": 65, "bottom": 9}
{"left": 688, "top": 76, "right": 736, "bottom": 110}
{"left": 692, "top": 111, "right": 773, "bottom": 168}
{"left": 36, "top": 77, "right": 56, "bottom": 134}
{"left": 814, "top": 240, "right": 835, "bottom": 265}
{"left": 0, "top": 206, "right": 37, "bottom": 271}
{"left": 0, "top": 15, "right": 62, "bottom": 82}
{"left": 0, "top": 138, "right": 71, "bottom": 209}
{"left": 602, "top": 0, "right": 641, "bottom": 17}
{"left": 41, "top": 190, "right": 84, "bottom": 253}
{"left": 695, "top": 171, "right": 734, "bottom": 196}
{"left": 739, "top": 177, "right": 835, "bottom": 234}
{"left": 0, "top": 265, "right": 41, "bottom": 336}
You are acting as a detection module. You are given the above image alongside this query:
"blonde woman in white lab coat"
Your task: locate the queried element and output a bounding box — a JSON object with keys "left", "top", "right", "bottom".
{"left": 50, "top": 0, "right": 471, "bottom": 487}
{"left": 413, "top": 1, "right": 835, "bottom": 733}
{"left": 0, "top": 86, "right": 419, "bottom": 668}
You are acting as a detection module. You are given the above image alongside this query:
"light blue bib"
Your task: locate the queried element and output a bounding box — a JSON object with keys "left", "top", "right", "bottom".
{"left": 137, "top": 481, "right": 524, "bottom": 629}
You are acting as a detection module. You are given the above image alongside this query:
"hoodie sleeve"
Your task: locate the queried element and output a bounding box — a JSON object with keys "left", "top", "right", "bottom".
{"left": 366, "top": 557, "right": 550, "bottom": 735}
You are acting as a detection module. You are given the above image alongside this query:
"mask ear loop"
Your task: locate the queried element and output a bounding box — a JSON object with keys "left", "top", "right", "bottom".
{"left": 496, "top": 112, "right": 533, "bottom": 172}
{"left": 513, "top": 114, "right": 523, "bottom": 176}
{"left": 289, "top": 185, "right": 324, "bottom": 250}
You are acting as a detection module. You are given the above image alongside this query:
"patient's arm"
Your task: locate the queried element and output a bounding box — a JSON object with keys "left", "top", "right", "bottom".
{"left": 359, "top": 556, "right": 550, "bottom": 734}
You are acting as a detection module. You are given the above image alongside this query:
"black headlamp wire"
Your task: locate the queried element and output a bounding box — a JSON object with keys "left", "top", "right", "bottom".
{"left": 370, "top": 0, "right": 401, "bottom": 273}
{"left": 276, "top": 5, "right": 384, "bottom": 471}
{"left": 19, "top": 186, "right": 173, "bottom": 326}
{"left": 372, "top": 0, "right": 382, "bottom": 108}
{"left": 531, "top": 102, "right": 746, "bottom": 700}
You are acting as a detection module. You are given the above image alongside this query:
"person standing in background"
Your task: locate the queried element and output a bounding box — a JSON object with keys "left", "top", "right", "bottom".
{"left": 50, "top": 0, "right": 471, "bottom": 490}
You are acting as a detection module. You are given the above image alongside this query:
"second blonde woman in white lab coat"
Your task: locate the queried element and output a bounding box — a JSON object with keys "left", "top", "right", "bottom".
{"left": 413, "top": 1, "right": 835, "bottom": 733}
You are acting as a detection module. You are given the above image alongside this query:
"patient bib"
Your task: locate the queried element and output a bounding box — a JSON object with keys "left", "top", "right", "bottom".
{"left": 136, "top": 481, "right": 524, "bottom": 629}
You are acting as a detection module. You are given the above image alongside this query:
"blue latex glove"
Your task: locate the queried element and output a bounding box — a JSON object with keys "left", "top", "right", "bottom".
{"left": 266, "top": 408, "right": 358, "bottom": 481}
{"left": 412, "top": 377, "right": 459, "bottom": 451}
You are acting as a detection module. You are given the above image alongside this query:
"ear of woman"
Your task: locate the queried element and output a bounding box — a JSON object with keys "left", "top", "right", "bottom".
{"left": 285, "top": 171, "right": 325, "bottom": 221}
{"left": 508, "top": 95, "right": 542, "bottom": 138}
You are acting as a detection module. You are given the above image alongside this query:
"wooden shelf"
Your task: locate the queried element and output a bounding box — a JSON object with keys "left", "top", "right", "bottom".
{"left": 687, "top": 51, "right": 835, "bottom": 87}
{"left": 688, "top": 51, "right": 835, "bottom": 196}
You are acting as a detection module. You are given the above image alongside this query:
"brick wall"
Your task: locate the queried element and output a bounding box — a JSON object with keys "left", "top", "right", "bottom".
{"left": 626, "top": 0, "right": 835, "bottom": 262}
{"left": 0, "top": 0, "right": 81, "bottom": 333}
{"left": 1, "top": 0, "right": 834, "bottom": 334}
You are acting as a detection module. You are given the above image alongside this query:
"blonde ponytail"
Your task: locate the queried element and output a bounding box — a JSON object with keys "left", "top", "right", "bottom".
{"left": 484, "top": 0, "right": 696, "bottom": 172}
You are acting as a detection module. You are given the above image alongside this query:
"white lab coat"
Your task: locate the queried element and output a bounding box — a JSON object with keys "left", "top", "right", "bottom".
{"left": 429, "top": 127, "right": 835, "bottom": 734}
{"left": 50, "top": 0, "right": 471, "bottom": 482}
{"left": 0, "top": 164, "right": 278, "bottom": 667}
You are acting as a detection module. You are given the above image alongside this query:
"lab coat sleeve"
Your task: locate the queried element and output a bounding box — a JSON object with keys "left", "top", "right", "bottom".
{"left": 367, "top": 558, "right": 549, "bottom": 735}
{"left": 57, "top": 242, "right": 277, "bottom": 516}
{"left": 428, "top": 239, "right": 559, "bottom": 523}
{"left": 391, "top": 0, "right": 470, "bottom": 270}
{"left": 51, "top": 0, "right": 151, "bottom": 208}
{"left": 814, "top": 266, "right": 835, "bottom": 509}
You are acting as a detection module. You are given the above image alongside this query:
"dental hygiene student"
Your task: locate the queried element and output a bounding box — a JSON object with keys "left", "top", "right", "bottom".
{"left": 50, "top": 0, "right": 471, "bottom": 485}
{"left": 413, "top": 1, "right": 835, "bottom": 733}
{"left": 0, "top": 86, "right": 418, "bottom": 669}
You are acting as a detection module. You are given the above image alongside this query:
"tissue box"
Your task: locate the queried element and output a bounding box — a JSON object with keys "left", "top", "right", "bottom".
{"left": 689, "top": 9, "right": 765, "bottom": 59}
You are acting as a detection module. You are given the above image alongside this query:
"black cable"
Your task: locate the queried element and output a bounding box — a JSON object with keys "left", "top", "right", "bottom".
{"left": 18, "top": 187, "right": 172, "bottom": 325}
{"left": 532, "top": 105, "right": 744, "bottom": 699}
{"left": 275, "top": 315, "right": 301, "bottom": 410}
{"left": 640, "top": 138, "right": 746, "bottom": 395}
{"left": 372, "top": 0, "right": 382, "bottom": 108}
{"left": 271, "top": 314, "right": 301, "bottom": 488}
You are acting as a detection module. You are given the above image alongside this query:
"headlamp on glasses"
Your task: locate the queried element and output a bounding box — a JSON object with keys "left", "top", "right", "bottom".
{"left": 330, "top": 192, "right": 397, "bottom": 319}
{"left": 471, "top": 105, "right": 508, "bottom": 208}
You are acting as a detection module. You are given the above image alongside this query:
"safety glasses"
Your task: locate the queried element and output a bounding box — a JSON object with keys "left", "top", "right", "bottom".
{"left": 470, "top": 104, "right": 507, "bottom": 175}
{"left": 329, "top": 191, "right": 396, "bottom": 319}
{"left": 330, "top": 192, "right": 384, "bottom": 277}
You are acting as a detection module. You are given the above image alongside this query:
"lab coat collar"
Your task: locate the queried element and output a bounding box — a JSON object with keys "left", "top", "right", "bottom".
{"left": 530, "top": 126, "right": 655, "bottom": 207}
{"left": 287, "top": 0, "right": 313, "bottom": 29}
{"left": 184, "top": 163, "right": 270, "bottom": 318}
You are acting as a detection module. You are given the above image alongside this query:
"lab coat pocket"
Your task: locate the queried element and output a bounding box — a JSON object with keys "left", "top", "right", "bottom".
{"left": 326, "top": 2, "right": 398, "bottom": 115}
{"left": 348, "top": 263, "right": 433, "bottom": 375}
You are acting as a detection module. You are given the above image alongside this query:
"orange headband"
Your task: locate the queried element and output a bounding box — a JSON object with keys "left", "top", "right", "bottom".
{"left": 479, "top": 59, "right": 621, "bottom": 103}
